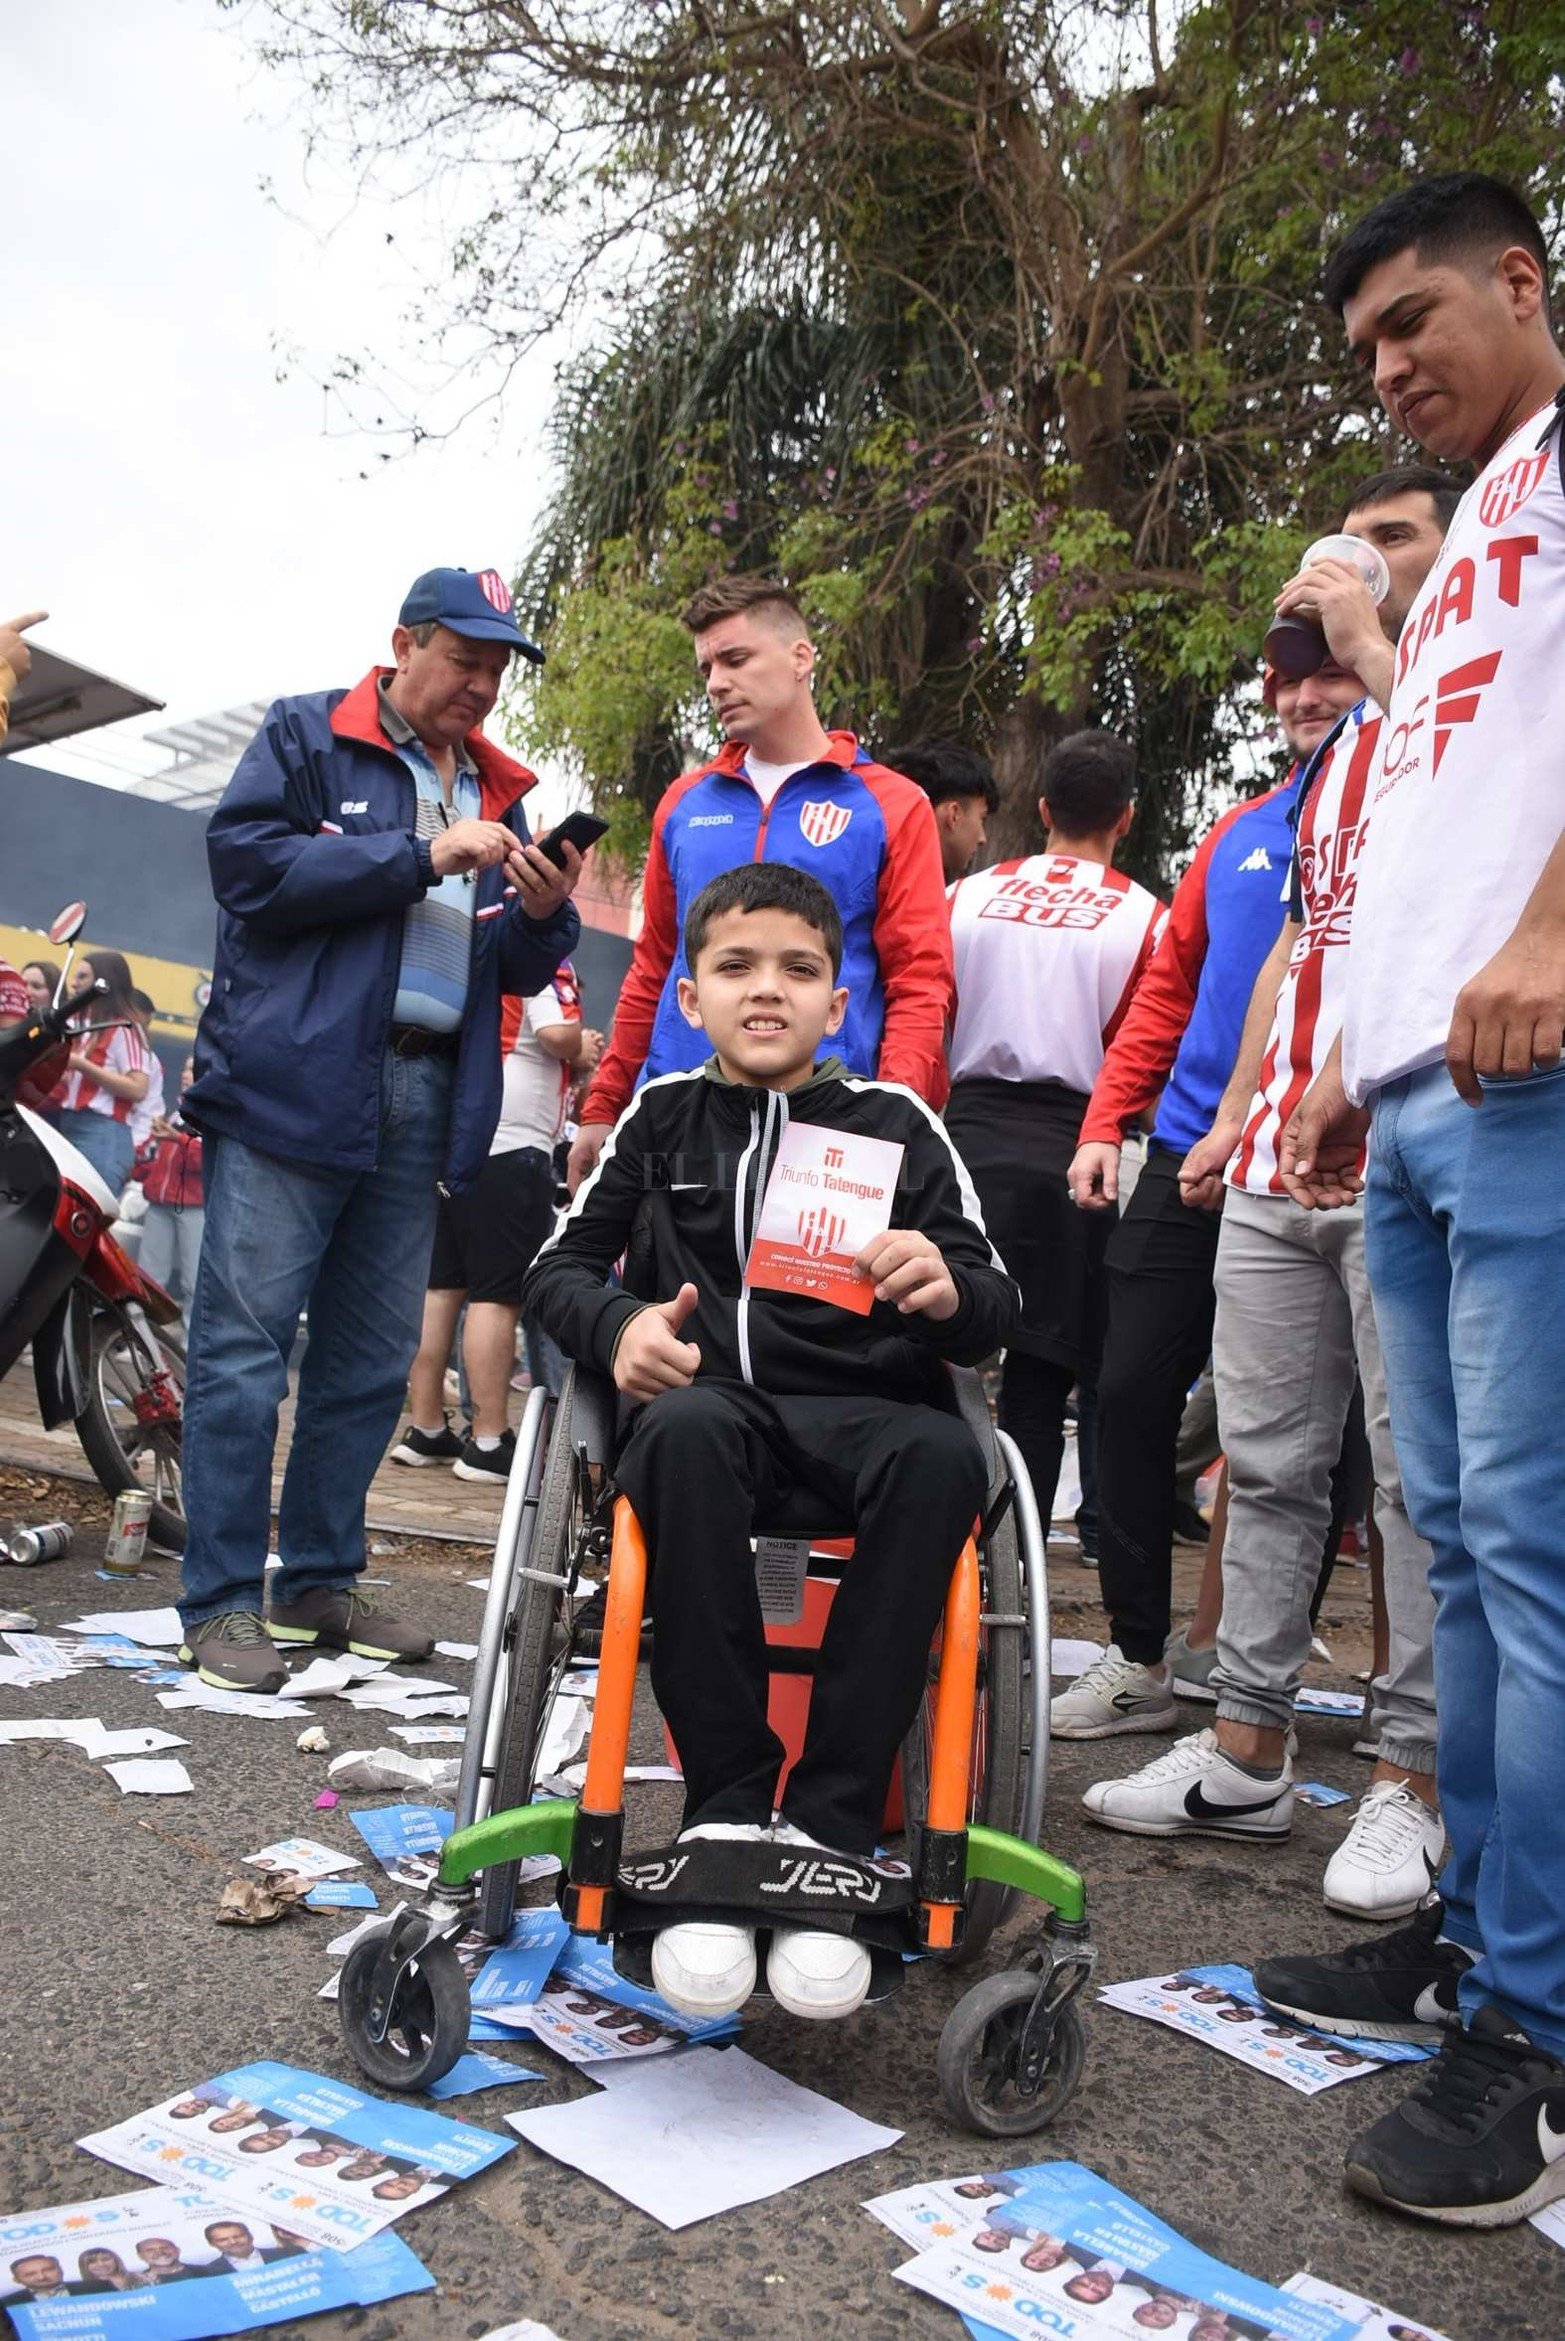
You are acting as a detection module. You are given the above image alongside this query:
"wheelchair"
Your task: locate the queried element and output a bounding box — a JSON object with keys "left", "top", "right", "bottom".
{"left": 337, "top": 1363, "right": 1094, "bottom": 2138}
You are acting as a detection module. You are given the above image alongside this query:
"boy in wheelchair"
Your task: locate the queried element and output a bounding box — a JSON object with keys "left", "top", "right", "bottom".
{"left": 523, "top": 862, "right": 1018, "bottom": 2024}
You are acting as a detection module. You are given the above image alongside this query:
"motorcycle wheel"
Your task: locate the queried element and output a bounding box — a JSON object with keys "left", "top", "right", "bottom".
{"left": 75, "top": 1302, "right": 187, "bottom": 1551}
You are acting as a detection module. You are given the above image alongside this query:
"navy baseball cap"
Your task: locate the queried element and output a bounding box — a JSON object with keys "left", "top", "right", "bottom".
{"left": 398, "top": 567, "right": 545, "bottom": 664}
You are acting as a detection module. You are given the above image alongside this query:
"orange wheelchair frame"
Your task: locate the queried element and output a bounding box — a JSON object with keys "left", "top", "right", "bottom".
{"left": 336, "top": 1371, "right": 1095, "bottom": 2136}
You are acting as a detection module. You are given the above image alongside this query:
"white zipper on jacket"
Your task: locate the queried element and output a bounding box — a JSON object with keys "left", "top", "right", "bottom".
{"left": 734, "top": 1083, "right": 789, "bottom": 1385}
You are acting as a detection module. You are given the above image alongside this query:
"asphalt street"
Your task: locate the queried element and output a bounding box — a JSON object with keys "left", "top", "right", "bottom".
{"left": 0, "top": 1495, "right": 1555, "bottom": 2341}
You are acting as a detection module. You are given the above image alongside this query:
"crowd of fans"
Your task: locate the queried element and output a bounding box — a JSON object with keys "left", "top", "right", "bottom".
{"left": 2, "top": 168, "right": 1562, "bottom": 2235}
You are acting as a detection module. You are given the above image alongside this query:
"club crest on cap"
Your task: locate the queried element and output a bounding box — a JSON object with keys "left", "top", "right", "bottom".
{"left": 479, "top": 570, "right": 514, "bottom": 614}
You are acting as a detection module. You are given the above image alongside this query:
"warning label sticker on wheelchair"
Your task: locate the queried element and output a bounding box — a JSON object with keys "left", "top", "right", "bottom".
{"left": 745, "top": 1122, "right": 903, "bottom": 1315}
{"left": 754, "top": 1536, "right": 809, "bottom": 1625}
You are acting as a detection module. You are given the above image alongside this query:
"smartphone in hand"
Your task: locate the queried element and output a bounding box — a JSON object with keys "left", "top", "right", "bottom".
{"left": 537, "top": 810, "right": 610, "bottom": 869}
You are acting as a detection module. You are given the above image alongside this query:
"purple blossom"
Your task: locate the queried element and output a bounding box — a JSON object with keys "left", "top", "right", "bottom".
{"left": 722, "top": 499, "right": 739, "bottom": 519}
{"left": 979, "top": 393, "right": 996, "bottom": 414}
{"left": 905, "top": 436, "right": 921, "bottom": 455}
{"left": 708, "top": 521, "right": 723, "bottom": 536}
{"left": 929, "top": 449, "right": 948, "bottom": 467}
{"left": 1305, "top": 14, "right": 1321, "bottom": 33}
{"left": 965, "top": 635, "right": 984, "bottom": 655}
{"left": 1399, "top": 46, "right": 1421, "bottom": 73}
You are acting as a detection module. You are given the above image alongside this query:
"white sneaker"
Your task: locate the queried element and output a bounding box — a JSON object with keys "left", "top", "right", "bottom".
{"left": 1081, "top": 1728, "right": 1294, "bottom": 1839}
{"left": 764, "top": 1819, "right": 875, "bottom": 2018}
{"left": 1050, "top": 1648, "right": 1179, "bottom": 1739}
{"left": 648, "top": 1821, "right": 765, "bottom": 2018}
{"left": 1321, "top": 1780, "right": 1446, "bottom": 1920}
{"left": 766, "top": 1928, "right": 873, "bottom": 2020}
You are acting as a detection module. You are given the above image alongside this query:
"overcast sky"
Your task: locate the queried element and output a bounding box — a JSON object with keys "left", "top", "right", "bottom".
{"left": 7, "top": 0, "right": 575, "bottom": 805}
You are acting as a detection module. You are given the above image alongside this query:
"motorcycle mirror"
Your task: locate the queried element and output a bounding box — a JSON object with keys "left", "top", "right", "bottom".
{"left": 49, "top": 902, "right": 88, "bottom": 947}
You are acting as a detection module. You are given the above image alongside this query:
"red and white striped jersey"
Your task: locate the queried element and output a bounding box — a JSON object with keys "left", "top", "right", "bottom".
{"left": 1228, "top": 703, "right": 1382, "bottom": 1195}
{"left": 947, "top": 854, "right": 1167, "bottom": 1093}
{"left": 58, "top": 1018, "right": 152, "bottom": 1125}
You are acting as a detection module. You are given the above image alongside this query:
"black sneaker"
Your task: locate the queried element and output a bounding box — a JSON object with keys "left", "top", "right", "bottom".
{"left": 453, "top": 1428, "right": 517, "bottom": 1484}
{"left": 1171, "top": 1498, "right": 1211, "bottom": 1545}
{"left": 1254, "top": 1898, "right": 1475, "bottom": 2042}
{"left": 390, "top": 1419, "right": 465, "bottom": 1467}
{"left": 1344, "top": 2004, "right": 1565, "bottom": 2227}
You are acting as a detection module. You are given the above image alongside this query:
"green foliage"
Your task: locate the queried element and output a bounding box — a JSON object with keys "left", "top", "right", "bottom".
{"left": 243, "top": 0, "right": 1565, "bottom": 880}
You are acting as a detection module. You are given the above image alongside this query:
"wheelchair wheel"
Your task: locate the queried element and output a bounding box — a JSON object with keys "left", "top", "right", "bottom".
{"left": 900, "top": 1501, "right": 1025, "bottom": 1965}
{"left": 477, "top": 1373, "right": 599, "bottom": 1937}
{"left": 937, "top": 1971, "right": 1086, "bottom": 2138}
{"left": 338, "top": 1926, "right": 470, "bottom": 2092}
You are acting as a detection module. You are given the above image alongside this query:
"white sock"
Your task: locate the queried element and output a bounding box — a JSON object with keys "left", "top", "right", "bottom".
{"left": 412, "top": 1420, "right": 446, "bottom": 1437}
{"left": 474, "top": 1433, "right": 502, "bottom": 1452}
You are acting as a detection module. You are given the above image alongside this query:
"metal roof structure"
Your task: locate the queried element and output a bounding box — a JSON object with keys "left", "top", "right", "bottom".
{"left": 122, "top": 703, "right": 269, "bottom": 809}
{"left": 0, "top": 647, "right": 163, "bottom": 758}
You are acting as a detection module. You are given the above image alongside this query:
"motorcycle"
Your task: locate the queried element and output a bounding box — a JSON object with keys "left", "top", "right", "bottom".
{"left": 0, "top": 905, "right": 187, "bottom": 1549}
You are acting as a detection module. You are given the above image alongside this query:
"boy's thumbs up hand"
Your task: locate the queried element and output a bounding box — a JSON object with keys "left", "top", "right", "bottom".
{"left": 612, "top": 1283, "right": 703, "bottom": 1400}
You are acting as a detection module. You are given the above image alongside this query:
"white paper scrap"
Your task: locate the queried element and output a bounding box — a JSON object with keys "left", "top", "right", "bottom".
{"left": 1049, "top": 1637, "right": 1105, "bottom": 1678}
{"left": 285, "top": 1653, "right": 390, "bottom": 1698}
{"left": 104, "top": 1758, "right": 194, "bottom": 1795}
{"left": 389, "top": 1724, "right": 470, "bottom": 1745}
{"left": 1284, "top": 2272, "right": 1454, "bottom": 2339}
{"left": 506, "top": 2045, "right": 900, "bottom": 2227}
{"left": 1530, "top": 2197, "right": 1565, "bottom": 2251}
{"left": 157, "top": 1686, "right": 311, "bottom": 1721}
{"left": 82, "top": 1725, "right": 188, "bottom": 1759}
{"left": 436, "top": 1641, "right": 479, "bottom": 1661}
{"left": 60, "top": 1606, "right": 184, "bottom": 1646}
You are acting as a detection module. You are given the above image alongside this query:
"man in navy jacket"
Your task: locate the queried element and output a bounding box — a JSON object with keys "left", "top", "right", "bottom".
{"left": 177, "top": 568, "right": 581, "bottom": 1690}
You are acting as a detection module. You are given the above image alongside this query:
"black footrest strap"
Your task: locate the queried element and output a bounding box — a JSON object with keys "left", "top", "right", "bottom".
{"left": 612, "top": 1837, "right": 916, "bottom": 1928}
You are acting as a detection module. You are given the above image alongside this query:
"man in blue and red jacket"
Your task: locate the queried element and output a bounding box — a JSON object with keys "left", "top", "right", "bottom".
{"left": 568, "top": 573, "right": 952, "bottom": 1188}
{"left": 177, "top": 568, "right": 582, "bottom": 1692}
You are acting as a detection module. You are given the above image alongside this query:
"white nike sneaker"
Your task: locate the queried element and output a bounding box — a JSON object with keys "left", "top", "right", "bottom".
{"left": 1081, "top": 1728, "right": 1294, "bottom": 1839}
{"left": 1322, "top": 1780, "right": 1446, "bottom": 1921}
{"left": 648, "top": 1821, "right": 765, "bottom": 2018}
{"left": 1050, "top": 1648, "right": 1179, "bottom": 1739}
{"left": 766, "top": 1928, "right": 874, "bottom": 2020}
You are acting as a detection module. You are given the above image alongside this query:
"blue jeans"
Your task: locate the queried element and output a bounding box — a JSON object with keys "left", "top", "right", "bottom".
{"left": 179, "top": 1051, "right": 452, "bottom": 1628}
{"left": 56, "top": 1107, "right": 135, "bottom": 1194}
{"left": 1367, "top": 1060, "right": 1565, "bottom": 2054}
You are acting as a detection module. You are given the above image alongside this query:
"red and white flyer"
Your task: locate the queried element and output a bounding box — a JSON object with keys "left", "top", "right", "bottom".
{"left": 744, "top": 1121, "right": 904, "bottom": 1316}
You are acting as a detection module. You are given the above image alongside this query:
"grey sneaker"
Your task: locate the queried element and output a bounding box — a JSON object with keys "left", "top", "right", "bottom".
{"left": 1164, "top": 1625, "right": 1219, "bottom": 1703}
{"left": 266, "top": 1583, "right": 433, "bottom": 1664}
{"left": 1050, "top": 1648, "right": 1179, "bottom": 1739}
{"left": 180, "top": 1610, "right": 290, "bottom": 1694}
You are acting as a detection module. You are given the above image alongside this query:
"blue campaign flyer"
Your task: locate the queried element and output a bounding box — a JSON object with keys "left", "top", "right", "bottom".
{"left": 0, "top": 2183, "right": 431, "bottom": 2341}
{"left": 469, "top": 1907, "right": 570, "bottom": 2014}
{"left": 305, "top": 1880, "right": 379, "bottom": 1911}
{"left": 1182, "top": 1962, "right": 1431, "bottom": 2064}
{"left": 346, "top": 1803, "right": 454, "bottom": 1880}
{"left": 425, "top": 2050, "right": 545, "bottom": 2100}
{"left": 79, "top": 2062, "right": 513, "bottom": 2254}
{"left": 885, "top": 2162, "right": 1362, "bottom": 2341}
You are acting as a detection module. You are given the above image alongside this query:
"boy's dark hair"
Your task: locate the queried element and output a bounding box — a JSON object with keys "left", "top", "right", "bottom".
{"left": 681, "top": 574, "right": 808, "bottom": 635}
{"left": 1345, "top": 464, "right": 1464, "bottom": 533}
{"left": 1323, "top": 174, "right": 1551, "bottom": 318}
{"left": 683, "top": 862, "right": 844, "bottom": 978}
{"left": 884, "top": 739, "right": 999, "bottom": 813}
{"left": 1039, "top": 729, "right": 1136, "bottom": 834}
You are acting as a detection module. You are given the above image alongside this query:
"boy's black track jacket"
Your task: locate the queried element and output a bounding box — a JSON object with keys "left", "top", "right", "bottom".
{"left": 523, "top": 1056, "right": 1019, "bottom": 1405}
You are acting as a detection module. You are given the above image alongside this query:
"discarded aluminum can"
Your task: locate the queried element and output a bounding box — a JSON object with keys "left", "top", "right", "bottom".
{"left": 102, "top": 1490, "right": 153, "bottom": 1576}
{"left": 5, "top": 1520, "right": 74, "bottom": 1567}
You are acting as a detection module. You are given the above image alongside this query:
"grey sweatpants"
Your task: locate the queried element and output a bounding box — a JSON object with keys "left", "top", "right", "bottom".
{"left": 1210, "top": 1186, "right": 1437, "bottom": 1773}
{"left": 139, "top": 1203, "right": 205, "bottom": 1326}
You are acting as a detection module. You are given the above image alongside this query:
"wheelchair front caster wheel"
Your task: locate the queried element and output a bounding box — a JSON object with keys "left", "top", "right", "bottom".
{"left": 338, "top": 1924, "right": 470, "bottom": 2092}
{"left": 938, "top": 1971, "right": 1086, "bottom": 2137}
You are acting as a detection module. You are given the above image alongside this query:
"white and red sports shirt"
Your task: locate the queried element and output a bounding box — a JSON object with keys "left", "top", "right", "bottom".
{"left": 495, "top": 962, "right": 583, "bottom": 1156}
{"left": 1229, "top": 704, "right": 1382, "bottom": 1195}
{"left": 947, "top": 854, "right": 1167, "bottom": 1093}
{"left": 1345, "top": 397, "right": 1565, "bottom": 1100}
{"left": 58, "top": 1019, "right": 152, "bottom": 1123}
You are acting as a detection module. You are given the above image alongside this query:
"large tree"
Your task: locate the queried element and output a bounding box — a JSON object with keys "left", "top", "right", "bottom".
{"left": 239, "top": 0, "right": 1564, "bottom": 880}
